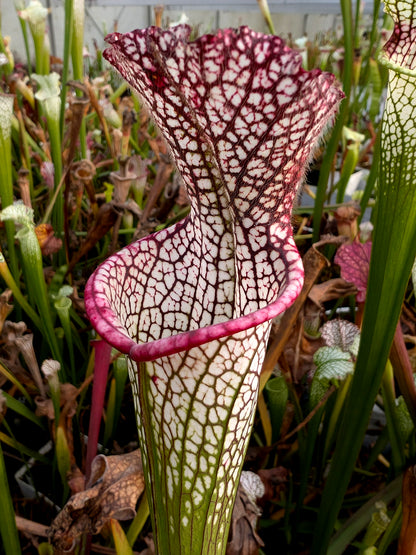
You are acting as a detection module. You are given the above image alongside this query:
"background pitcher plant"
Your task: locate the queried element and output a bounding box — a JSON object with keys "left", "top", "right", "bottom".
{"left": 312, "top": 1, "right": 416, "bottom": 553}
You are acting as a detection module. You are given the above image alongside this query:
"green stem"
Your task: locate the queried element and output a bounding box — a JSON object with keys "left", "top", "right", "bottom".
{"left": 127, "top": 493, "right": 150, "bottom": 546}
{"left": 312, "top": 104, "right": 348, "bottom": 242}
{"left": 0, "top": 442, "right": 22, "bottom": 555}
{"left": 71, "top": 0, "right": 87, "bottom": 158}
{"left": 60, "top": 0, "right": 74, "bottom": 139}
{"left": 55, "top": 300, "right": 75, "bottom": 382}
{"left": 55, "top": 425, "right": 70, "bottom": 501}
{"left": 312, "top": 0, "right": 353, "bottom": 242}
{"left": 41, "top": 168, "right": 68, "bottom": 225}
{"left": 341, "top": 0, "right": 354, "bottom": 98}
{"left": 0, "top": 361, "right": 33, "bottom": 405}
{"left": 18, "top": 228, "right": 63, "bottom": 368}
{"left": 0, "top": 95, "right": 18, "bottom": 281}
{"left": 2, "top": 391, "right": 42, "bottom": 427}
{"left": 335, "top": 146, "right": 359, "bottom": 203}
{"left": 17, "top": 18, "right": 33, "bottom": 75}
{"left": 103, "top": 356, "right": 128, "bottom": 446}
{"left": 46, "top": 113, "right": 64, "bottom": 237}
{"left": 358, "top": 130, "right": 380, "bottom": 223}
{"left": 12, "top": 114, "right": 47, "bottom": 160}
{"left": 381, "top": 361, "right": 405, "bottom": 473}
{"left": 294, "top": 406, "right": 325, "bottom": 539}
{"left": 0, "top": 252, "right": 42, "bottom": 330}
{"left": 33, "top": 32, "right": 45, "bottom": 74}
{"left": 109, "top": 82, "right": 129, "bottom": 104}
{"left": 0, "top": 430, "right": 49, "bottom": 463}
{"left": 328, "top": 476, "right": 402, "bottom": 555}
{"left": 16, "top": 112, "right": 34, "bottom": 197}
{"left": 361, "top": 0, "right": 382, "bottom": 77}
{"left": 256, "top": 0, "right": 276, "bottom": 35}
{"left": 322, "top": 374, "right": 352, "bottom": 463}
{"left": 377, "top": 501, "right": 402, "bottom": 555}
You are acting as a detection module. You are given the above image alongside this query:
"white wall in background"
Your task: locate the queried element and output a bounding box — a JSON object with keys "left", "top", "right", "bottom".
{"left": 2, "top": 0, "right": 380, "bottom": 66}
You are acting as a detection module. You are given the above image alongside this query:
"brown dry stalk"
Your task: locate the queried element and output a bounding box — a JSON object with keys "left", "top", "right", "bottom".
{"left": 398, "top": 466, "right": 416, "bottom": 555}
{"left": 15, "top": 516, "right": 48, "bottom": 537}
{"left": 279, "top": 384, "right": 336, "bottom": 443}
{"left": 390, "top": 323, "right": 416, "bottom": 426}
{"left": 137, "top": 160, "right": 173, "bottom": 233}
{"left": 260, "top": 242, "right": 329, "bottom": 390}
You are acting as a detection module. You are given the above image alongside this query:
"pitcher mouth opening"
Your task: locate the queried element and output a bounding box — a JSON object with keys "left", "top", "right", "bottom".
{"left": 84, "top": 247, "right": 303, "bottom": 363}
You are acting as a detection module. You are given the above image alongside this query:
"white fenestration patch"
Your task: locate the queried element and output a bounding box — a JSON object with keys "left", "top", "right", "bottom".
{"left": 95, "top": 22, "right": 342, "bottom": 552}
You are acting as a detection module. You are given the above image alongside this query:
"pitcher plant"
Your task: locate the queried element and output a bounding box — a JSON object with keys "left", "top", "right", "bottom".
{"left": 85, "top": 25, "right": 342, "bottom": 554}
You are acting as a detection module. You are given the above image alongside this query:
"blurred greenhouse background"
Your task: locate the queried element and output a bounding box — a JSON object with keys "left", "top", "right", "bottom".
{"left": 5, "top": 0, "right": 413, "bottom": 553}
{"left": 4, "top": 0, "right": 383, "bottom": 62}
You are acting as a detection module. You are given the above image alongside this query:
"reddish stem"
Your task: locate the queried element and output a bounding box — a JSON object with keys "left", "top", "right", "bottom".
{"left": 391, "top": 323, "right": 416, "bottom": 426}
{"left": 85, "top": 339, "right": 112, "bottom": 482}
{"left": 398, "top": 466, "right": 416, "bottom": 555}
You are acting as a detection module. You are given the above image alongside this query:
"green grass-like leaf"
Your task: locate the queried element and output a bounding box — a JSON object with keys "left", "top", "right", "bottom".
{"left": 3, "top": 391, "right": 44, "bottom": 429}
{"left": 0, "top": 442, "right": 21, "bottom": 554}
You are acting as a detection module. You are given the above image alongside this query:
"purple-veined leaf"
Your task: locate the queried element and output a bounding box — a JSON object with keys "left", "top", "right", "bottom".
{"left": 320, "top": 319, "right": 360, "bottom": 353}
{"left": 334, "top": 240, "right": 372, "bottom": 303}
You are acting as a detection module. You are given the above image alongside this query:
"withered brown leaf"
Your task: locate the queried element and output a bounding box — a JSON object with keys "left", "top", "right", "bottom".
{"left": 48, "top": 449, "right": 144, "bottom": 551}
{"left": 35, "top": 223, "right": 63, "bottom": 256}
{"left": 0, "top": 290, "right": 13, "bottom": 335}
{"left": 308, "top": 278, "right": 357, "bottom": 308}
{"left": 226, "top": 472, "right": 265, "bottom": 555}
